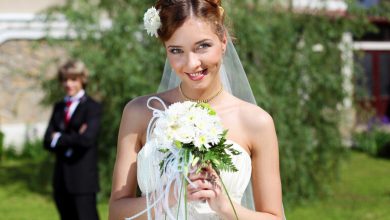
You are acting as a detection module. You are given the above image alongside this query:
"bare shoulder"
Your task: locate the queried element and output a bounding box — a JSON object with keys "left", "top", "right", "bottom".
{"left": 124, "top": 89, "right": 176, "bottom": 111}
{"left": 121, "top": 95, "right": 152, "bottom": 128}
{"left": 121, "top": 89, "right": 176, "bottom": 134}
{"left": 236, "top": 100, "right": 274, "bottom": 132}
{"left": 234, "top": 99, "right": 277, "bottom": 154}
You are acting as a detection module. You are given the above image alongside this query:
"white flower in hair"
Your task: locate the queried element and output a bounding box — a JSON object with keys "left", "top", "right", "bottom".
{"left": 143, "top": 7, "right": 161, "bottom": 38}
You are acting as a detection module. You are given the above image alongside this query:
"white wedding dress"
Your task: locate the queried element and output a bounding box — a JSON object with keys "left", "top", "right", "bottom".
{"left": 136, "top": 98, "right": 253, "bottom": 220}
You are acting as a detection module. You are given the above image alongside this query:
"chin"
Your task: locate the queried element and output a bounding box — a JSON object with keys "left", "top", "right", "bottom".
{"left": 66, "top": 91, "right": 75, "bottom": 96}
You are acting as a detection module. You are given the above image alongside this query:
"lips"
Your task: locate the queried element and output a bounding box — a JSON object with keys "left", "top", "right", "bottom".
{"left": 186, "top": 69, "right": 207, "bottom": 81}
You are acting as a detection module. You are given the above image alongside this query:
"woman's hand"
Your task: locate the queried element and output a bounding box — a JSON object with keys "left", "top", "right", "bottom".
{"left": 186, "top": 165, "right": 231, "bottom": 214}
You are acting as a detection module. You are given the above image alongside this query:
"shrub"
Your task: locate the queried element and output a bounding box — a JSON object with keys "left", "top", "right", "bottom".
{"left": 0, "top": 131, "right": 4, "bottom": 161}
{"left": 353, "top": 117, "right": 390, "bottom": 158}
{"left": 1, "top": 138, "right": 49, "bottom": 161}
{"left": 0, "top": 138, "right": 54, "bottom": 195}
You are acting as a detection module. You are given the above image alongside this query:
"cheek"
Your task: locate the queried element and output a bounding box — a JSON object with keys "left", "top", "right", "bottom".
{"left": 205, "top": 50, "right": 222, "bottom": 67}
{"left": 69, "top": 80, "right": 82, "bottom": 89}
{"left": 75, "top": 81, "right": 83, "bottom": 89}
{"left": 167, "top": 55, "right": 184, "bottom": 72}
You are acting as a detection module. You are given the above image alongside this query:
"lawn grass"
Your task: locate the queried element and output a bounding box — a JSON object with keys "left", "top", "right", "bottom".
{"left": 288, "top": 151, "right": 390, "bottom": 220}
{"left": 0, "top": 151, "right": 389, "bottom": 220}
{"left": 0, "top": 158, "right": 108, "bottom": 220}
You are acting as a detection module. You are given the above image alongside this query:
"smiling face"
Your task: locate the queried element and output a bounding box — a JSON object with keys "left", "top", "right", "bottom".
{"left": 61, "top": 75, "right": 83, "bottom": 97}
{"left": 164, "top": 18, "right": 227, "bottom": 91}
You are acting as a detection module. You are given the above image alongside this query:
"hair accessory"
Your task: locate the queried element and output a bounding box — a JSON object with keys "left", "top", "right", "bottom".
{"left": 219, "top": 6, "right": 224, "bottom": 16}
{"left": 143, "top": 7, "right": 161, "bottom": 38}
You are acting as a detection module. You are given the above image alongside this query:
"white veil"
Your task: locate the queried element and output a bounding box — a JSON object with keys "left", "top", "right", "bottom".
{"left": 157, "top": 34, "right": 286, "bottom": 219}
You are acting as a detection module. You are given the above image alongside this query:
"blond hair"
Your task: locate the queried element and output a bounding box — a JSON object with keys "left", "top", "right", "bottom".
{"left": 58, "top": 60, "right": 89, "bottom": 88}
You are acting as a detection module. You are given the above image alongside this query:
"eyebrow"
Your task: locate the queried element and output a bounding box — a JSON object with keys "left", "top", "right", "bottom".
{"left": 167, "top": 39, "right": 212, "bottom": 48}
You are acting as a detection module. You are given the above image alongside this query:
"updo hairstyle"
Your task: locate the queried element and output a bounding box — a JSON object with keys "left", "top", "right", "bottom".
{"left": 155, "top": 0, "right": 225, "bottom": 41}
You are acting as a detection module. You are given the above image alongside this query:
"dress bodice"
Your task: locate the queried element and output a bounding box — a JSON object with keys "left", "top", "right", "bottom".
{"left": 137, "top": 139, "right": 252, "bottom": 220}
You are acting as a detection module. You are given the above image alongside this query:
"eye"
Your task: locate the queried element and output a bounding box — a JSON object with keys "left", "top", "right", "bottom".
{"left": 198, "top": 43, "right": 211, "bottom": 50}
{"left": 169, "top": 48, "right": 183, "bottom": 54}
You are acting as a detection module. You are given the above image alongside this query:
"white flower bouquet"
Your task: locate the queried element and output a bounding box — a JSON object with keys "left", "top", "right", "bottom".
{"left": 154, "top": 101, "right": 240, "bottom": 174}
{"left": 152, "top": 101, "right": 240, "bottom": 219}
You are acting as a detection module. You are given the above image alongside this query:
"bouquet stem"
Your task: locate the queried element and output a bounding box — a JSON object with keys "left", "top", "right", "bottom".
{"left": 218, "top": 173, "right": 239, "bottom": 220}
{"left": 184, "top": 177, "right": 188, "bottom": 220}
{"left": 177, "top": 175, "right": 184, "bottom": 220}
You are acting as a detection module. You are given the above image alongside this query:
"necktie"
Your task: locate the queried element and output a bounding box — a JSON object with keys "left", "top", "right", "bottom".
{"left": 64, "top": 100, "right": 72, "bottom": 126}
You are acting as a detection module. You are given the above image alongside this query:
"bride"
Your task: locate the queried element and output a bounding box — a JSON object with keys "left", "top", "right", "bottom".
{"left": 109, "top": 0, "right": 284, "bottom": 219}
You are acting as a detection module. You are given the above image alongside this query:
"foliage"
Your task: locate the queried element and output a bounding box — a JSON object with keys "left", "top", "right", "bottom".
{"left": 348, "top": 0, "right": 390, "bottom": 20}
{"left": 0, "top": 131, "right": 3, "bottom": 161}
{"left": 229, "top": 1, "right": 372, "bottom": 204}
{"left": 353, "top": 117, "right": 390, "bottom": 158}
{"left": 2, "top": 139, "right": 49, "bottom": 161}
{"left": 40, "top": 0, "right": 378, "bottom": 205}
{"left": 1, "top": 139, "right": 53, "bottom": 195}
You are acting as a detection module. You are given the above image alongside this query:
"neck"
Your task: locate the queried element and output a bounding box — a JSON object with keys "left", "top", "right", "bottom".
{"left": 66, "top": 89, "right": 85, "bottom": 100}
{"left": 179, "top": 83, "right": 223, "bottom": 103}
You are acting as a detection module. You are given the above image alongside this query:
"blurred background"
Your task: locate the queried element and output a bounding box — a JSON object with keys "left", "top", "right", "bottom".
{"left": 0, "top": 0, "right": 389, "bottom": 219}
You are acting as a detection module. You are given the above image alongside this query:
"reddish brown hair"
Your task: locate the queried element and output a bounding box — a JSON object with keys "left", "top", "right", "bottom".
{"left": 155, "top": 0, "right": 225, "bottom": 41}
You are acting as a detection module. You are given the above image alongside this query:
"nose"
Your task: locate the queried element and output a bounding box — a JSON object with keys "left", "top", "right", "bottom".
{"left": 185, "top": 52, "right": 201, "bottom": 71}
{"left": 64, "top": 78, "right": 72, "bottom": 86}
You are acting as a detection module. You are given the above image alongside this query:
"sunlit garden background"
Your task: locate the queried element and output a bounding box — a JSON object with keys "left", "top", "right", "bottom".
{"left": 1, "top": 0, "right": 390, "bottom": 219}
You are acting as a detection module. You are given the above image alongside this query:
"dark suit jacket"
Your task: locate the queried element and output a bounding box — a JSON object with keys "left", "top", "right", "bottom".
{"left": 44, "top": 95, "right": 102, "bottom": 194}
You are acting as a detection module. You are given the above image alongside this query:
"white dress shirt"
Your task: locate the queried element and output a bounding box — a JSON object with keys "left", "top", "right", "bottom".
{"left": 50, "top": 90, "right": 86, "bottom": 156}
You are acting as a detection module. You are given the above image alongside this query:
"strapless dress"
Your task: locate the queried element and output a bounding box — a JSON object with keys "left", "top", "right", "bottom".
{"left": 137, "top": 139, "right": 252, "bottom": 220}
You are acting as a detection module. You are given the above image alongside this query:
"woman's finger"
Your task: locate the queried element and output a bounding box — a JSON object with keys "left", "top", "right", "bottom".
{"left": 187, "top": 179, "right": 214, "bottom": 191}
{"left": 187, "top": 189, "right": 219, "bottom": 201}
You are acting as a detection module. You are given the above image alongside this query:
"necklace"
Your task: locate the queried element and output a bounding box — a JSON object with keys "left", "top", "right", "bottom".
{"left": 179, "top": 83, "right": 223, "bottom": 103}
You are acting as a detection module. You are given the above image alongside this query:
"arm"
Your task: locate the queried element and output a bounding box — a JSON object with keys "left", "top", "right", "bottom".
{"left": 43, "top": 103, "right": 60, "bottom": 152}
{"left": 55, "top": 102, "right": 102, "bottom": 149}
{"left": 187, "top": 108, "right": 284, "bottom": 220}
{"left": 230, "top": 110, "right": 283, "bottom": 219}
{"left": 109, "top": 98, "right": 151, "bottom": 220}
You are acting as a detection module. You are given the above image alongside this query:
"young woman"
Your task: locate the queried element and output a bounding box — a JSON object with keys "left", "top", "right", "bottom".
{"left": 109, "top": 1, "right": 284, "bottom": 219}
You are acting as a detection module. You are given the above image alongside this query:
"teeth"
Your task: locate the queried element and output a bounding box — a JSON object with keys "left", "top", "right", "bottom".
{"left": 189, "top": 71, "right": 203, "bottom": 77}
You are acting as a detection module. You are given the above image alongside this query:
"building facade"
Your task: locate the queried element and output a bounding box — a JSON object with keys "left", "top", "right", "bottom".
{"left": 0, "top": 0, "right": 68, "bottom": 150}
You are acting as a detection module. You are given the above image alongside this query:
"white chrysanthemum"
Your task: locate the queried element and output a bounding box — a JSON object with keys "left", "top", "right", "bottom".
{"left": 167, "top": 101, "right": 194, "bottom": 117}
{"left": 173, "top": 125, "right": 195, "bottom": 144}
{"left": 194, "top": 134, "right": 208, "bottom": 149}
{"left": 143, "top": 7, "right": 161, "bottom": 38}
{"left": 152, "top": 101, "right": 225, "bottom": 151}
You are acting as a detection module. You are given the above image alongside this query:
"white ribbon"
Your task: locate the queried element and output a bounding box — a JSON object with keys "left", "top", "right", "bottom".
{"left": 126, "top": 97, "right": 197, "bottom": 220}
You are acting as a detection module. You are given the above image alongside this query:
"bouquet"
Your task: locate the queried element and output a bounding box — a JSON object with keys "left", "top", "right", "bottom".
{"left": 154, "top": 101, "right": 240, "bottom": 174}
{"left": 155, "top": 101, "right": 240, "bottom": 219}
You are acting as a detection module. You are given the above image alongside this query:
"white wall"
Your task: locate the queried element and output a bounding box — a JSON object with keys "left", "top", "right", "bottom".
{"left": 0, "top": 0, "right": 65, "bottom": 13}
{"left": 293, "top": 0, "right": 347, "bottom": 11}
{"left": 1, "top": 122, "right": 47, "bottom": 152}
